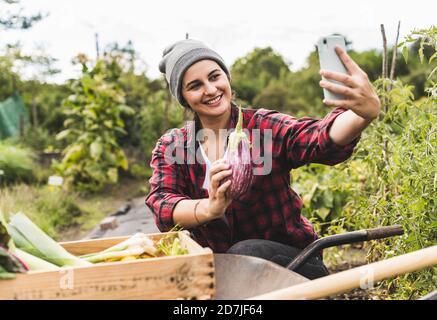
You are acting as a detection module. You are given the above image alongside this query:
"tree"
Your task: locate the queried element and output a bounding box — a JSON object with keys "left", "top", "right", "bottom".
{"left": 4, "top": 44, "right": 61, "bottom": 129}
{"left": 281, "top": 50, "right": 326, "bottom": 117}
{"left": 54, "top": 54, "right": 134, "bottom": 192}
{"left": 0, "top": 54, "right": 18, "bottom": 101}
{"left": 252, "top": 81, "right": 309, "bottom": 115}
{"left": 230, "top": 47, "right": 291, "bottom": 105}
{"left": 0, "top": 0, "right": 46, "bottom": 30}
{"left": 102, "top": 41, "right": 160, "bottom": 150}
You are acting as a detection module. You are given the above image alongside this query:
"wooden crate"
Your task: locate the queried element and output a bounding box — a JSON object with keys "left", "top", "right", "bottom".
{"left": 0, "top": 231, "right": 215, "bottom": 300}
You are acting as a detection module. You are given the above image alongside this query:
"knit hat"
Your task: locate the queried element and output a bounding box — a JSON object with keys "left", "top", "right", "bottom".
{"left": 159, "top": 39, "right": 230, "bottom": 107}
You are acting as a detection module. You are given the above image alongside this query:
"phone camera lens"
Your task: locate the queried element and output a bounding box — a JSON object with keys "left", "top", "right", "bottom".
{"left": 323, "top": 39, "right": 327, "bottom": 44}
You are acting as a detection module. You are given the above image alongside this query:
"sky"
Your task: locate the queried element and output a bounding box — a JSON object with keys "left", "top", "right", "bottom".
{"left": 1, "top": 0, "right": 436, "bottom": 83}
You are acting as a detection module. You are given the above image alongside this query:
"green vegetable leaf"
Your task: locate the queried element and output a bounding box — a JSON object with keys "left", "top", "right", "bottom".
{"left": 90, "top": 141, "right": 103, "bottom": 160}
{"left": 107, "top": 168, "right": 118, "bottom": 183}
{"left": 0, "top": 210, "right": 11, "bottom": 249}
{"left": 401, "top": 45, "right": 409, "bottom": 63}
{"left": 316, "top": 207, "right": 331, "bottom": 221}
{"left": 56, "top": 129, "right": 72, "bottom": 141}
{"left": 117, "top": 152, "right": 129, "bottom": 170}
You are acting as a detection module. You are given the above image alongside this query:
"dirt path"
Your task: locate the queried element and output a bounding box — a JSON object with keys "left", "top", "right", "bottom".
{"left": 84, "top": 197, "right": 160, "bottom": 239}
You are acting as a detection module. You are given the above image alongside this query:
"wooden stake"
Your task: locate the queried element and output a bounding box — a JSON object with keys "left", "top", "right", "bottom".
{"left": 249, "top": 245, "right": 437, "bottom": 300}
{"left": 95, "top": 33, "right": 100, "bottom": 59}
{"left": 380, "top": 24, "right": 389, "bottom": 121}
{"left": 381, "top": 24, "right": 388, "bottom": 80}
{"left": 389, "top": 21, "right": 401, "bottom": 89}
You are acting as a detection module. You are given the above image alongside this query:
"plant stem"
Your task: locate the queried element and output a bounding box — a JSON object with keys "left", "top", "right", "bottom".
{"left": 388, "top": 21, "right": 401, "bottom": 91}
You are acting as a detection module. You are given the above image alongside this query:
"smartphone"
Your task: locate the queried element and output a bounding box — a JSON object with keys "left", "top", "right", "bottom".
{"left": 317, "top": 35, "right": 348, "bottom": 101}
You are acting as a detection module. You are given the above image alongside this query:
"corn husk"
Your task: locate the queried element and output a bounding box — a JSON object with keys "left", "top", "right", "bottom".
{"left": 8, "top": 212, "right": 91, "bottom": 267}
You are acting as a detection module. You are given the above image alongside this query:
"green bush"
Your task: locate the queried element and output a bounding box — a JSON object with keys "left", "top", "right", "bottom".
{"left": 136, "top": 90, "right": 185, "bottom": 163}
{"left": 292, "top": 162, "right": 363, "bottom": 235}
{"left": 0, "top": 184, "right": 86, "bottom": 239}
{"left": 54, "top": 56, "right": 134, "bottom": 192}
{"left": 345, "top": 83, "right": 437, "bottom": 299}
{"left": 293, "top": 84, "right": 436, "bottom": 299}
{"left": 0, "top": 142, "right": 37, "bottom": 186}
{"left": 19, "top": 126, "right": 63, "bottom": 153}
{"left": 130, "top": 163, "right": 152, "bottom": 180}
{"left": 292, "top": 26, "right": 437, "bottom": 299}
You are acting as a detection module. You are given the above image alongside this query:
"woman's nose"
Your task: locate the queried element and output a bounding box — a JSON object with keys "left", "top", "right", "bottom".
{"left": 204, "top": 81, "right": 217, "bottom": 95}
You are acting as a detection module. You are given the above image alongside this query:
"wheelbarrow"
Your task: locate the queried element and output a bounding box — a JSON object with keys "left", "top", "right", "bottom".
{"left": 212, "top": 225, "right": 437, "bottom": 300}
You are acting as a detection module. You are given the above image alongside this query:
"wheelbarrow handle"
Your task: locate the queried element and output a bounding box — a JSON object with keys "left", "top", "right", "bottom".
{"left": 366, "top": 225, "right": 404, "bottom": 240}
{"left": 250, "top": 245, "right": 437, "bottom": 300}
{"left": 286, "top": 225, "right": 404, "bottom": 271}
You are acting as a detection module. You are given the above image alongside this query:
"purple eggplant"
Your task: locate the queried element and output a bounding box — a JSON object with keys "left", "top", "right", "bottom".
{"left": 221, "top": 106, "right": 253, "bottom": 199}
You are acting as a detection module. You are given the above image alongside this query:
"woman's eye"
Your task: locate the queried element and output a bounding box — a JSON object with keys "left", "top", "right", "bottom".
{"left": 210, "top": 74, "right": 219, "bottom": 81}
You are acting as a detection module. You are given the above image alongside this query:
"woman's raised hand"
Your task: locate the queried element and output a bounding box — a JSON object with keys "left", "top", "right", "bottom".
{"left": 207, "top": 158, "right": 233, "bottom": 219}
{"left": 319, "top": 46, "right": 381, "bottom": 121}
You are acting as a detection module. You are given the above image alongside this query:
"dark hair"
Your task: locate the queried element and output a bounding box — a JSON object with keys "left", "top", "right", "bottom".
{"left": 178, "top": 61, "right": 233, "bottom": 114}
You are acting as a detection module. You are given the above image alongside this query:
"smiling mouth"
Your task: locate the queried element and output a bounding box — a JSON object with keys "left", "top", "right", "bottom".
{"left": 203, "top": 94, "right": 223, "bottom": 105}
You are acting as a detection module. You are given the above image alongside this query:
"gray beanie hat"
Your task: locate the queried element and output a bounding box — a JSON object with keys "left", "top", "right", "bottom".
{"left": 159, "top": 39, "right": 230, "bottom": 107}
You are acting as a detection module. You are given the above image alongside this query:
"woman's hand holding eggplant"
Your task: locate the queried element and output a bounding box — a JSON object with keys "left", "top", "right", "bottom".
{"left": 207, "top": 159, "right": 233, "bottom": 219}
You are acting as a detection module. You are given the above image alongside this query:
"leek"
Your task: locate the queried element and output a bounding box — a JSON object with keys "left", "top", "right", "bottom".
{"left": 81, "top": 233, "right": 157, "bottom": 263}
{"left": 12, "top": 248, "right": 59, "bottom": 271}
{"left": 83, "top": 247, "right": 145, "bottom": 263}
{"left": 8, "top": 212, "right": 91, "bottom": 267}
{"left": 1, "top": 210, "right": 28, "bottom": 278}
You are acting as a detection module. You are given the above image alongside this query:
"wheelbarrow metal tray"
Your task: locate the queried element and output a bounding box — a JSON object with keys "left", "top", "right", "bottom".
{"left": 0, "top": 231, "right": 215, "bottom": 300}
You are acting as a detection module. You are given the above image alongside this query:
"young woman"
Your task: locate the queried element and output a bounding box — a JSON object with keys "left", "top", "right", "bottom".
{"left": 146, "top": 39, "right": 380, "bottom": 279}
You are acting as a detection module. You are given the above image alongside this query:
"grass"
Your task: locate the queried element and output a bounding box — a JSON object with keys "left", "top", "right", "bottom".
{"left": 322, "top": 244, "right": 428, "bottom": 300}
{"left": 0, "top": 142, "right": 37, "bottom": 186}
{"left": 0, "top": 177, "right": 149, "bottom": 241}
{"left": 65, "top": 177, "right": 148, "bottom": 241}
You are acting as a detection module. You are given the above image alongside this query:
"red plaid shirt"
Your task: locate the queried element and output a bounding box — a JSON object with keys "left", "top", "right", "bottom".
{"left": 145, "top": 104, "right": 359, "bottom": 253}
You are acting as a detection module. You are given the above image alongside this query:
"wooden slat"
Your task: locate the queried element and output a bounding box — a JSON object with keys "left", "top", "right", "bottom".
{"left": 0, "top": 232, "right": 215, "bottom": 300}
{"left": 59, "top": 232, "right": 169, "bottom": 256}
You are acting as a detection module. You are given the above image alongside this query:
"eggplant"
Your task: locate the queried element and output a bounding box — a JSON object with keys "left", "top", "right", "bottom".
{"left": 221, "top": 106, "right": 253, "bottom": 199}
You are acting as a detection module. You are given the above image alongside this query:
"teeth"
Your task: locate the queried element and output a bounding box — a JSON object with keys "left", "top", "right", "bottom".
{"left": 206, "top": 95, "right": 221, "bottom": 104}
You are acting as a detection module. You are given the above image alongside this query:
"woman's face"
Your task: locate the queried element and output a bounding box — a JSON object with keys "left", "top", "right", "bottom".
{"left": 181, "top": 60, "right": 232, "bottom": 119}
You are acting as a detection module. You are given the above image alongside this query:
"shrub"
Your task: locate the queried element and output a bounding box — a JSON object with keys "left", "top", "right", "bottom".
{"left": 0, "top": 184, "right": 86, "bottom": 239}
{"left": 292, "top": 26, "right": 436, "bottom": 299}
{"left": 54, "top": 56, "right": 134, "bottom": 192}
{"left": 0, "top": 141, "right": 36, "bottom": 186}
